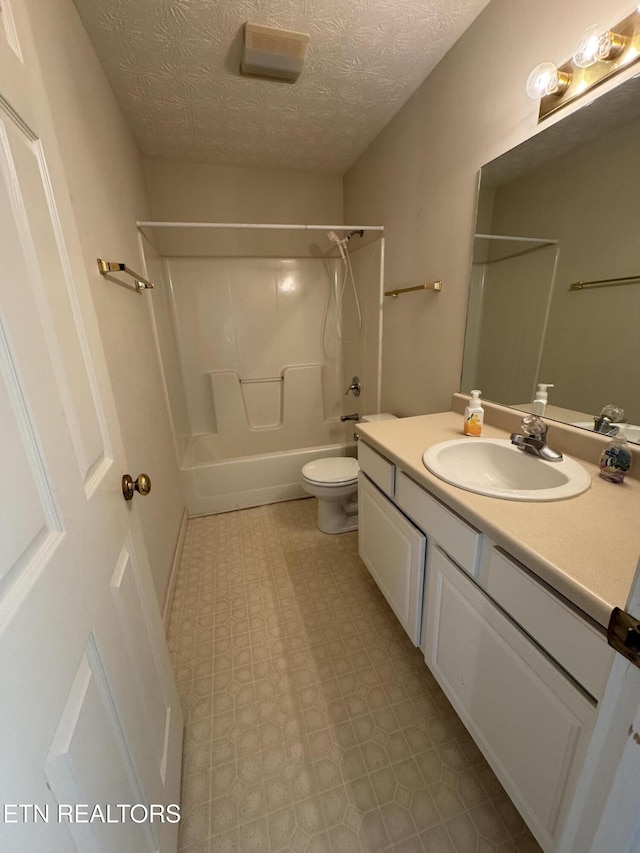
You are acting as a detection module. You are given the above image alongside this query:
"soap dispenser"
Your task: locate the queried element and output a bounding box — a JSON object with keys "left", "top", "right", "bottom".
{"left": 464, "top": 390, "right": 484, "bottom": 436}
{"left": 599, "top": 428, "right": 632, "bottom": 483}
{"left": 532, "top": 383, "right": 554, "bottom": 416}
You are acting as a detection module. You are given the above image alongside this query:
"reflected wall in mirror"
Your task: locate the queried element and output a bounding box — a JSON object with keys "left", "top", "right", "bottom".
{"left": 461, "top": 75, "right": 640, "bottom": 443}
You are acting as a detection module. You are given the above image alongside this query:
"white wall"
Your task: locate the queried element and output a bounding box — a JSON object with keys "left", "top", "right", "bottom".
{"left": 344, "top": 0, "right": 633, "bottom": 416}
{"left": 25, "top": 0, "right": 185, "bottom": 605}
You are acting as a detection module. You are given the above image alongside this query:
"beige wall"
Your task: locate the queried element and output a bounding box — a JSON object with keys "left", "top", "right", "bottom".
{"left": 25, "top": 0, "right": 185, "bottom": 605}
{"left": 143, "top": 160, "right": 343, "bottom": 258}
{"left": 344, "top": 0, "right": 633, "bottom": 416}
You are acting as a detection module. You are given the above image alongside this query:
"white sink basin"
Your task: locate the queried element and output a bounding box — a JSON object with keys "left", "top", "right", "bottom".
{"left": 423, "top": 439, "right": 591, "bottom": 501}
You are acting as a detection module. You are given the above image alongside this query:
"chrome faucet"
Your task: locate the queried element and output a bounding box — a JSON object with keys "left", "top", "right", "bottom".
{"left": 510, "top": 415, "right": 563, "bottom": 462}
{"left": 340, "top": 413, "right": 360, "bottom": 422}
{"left": 345, "top": 376, "right": 361, "bottom": 397}
{"left": 593, "top": 405, "right": 626, "bottom": 436}
{"left": 593, "top": 416, "right": 620, "bottom": 437}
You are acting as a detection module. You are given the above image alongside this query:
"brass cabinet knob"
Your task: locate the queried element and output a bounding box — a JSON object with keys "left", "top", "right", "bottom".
{"left": 122, "top": 473, "right": 152, "bottom": 501}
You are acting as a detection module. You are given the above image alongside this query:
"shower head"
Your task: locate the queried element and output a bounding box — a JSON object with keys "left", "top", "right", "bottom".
{"left": 327, "top": 230, "right": 347, "bottom": 260}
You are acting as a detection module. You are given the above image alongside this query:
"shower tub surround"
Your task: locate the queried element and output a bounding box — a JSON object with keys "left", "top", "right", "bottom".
{"left": 147, "top": 232, "right": 383, "bottom": 515}
{"left": 166, "top": 255, "right": 362, "bottom": 515}
{"left": 165, "top": 257, "right": 350, "bottom": 440}
{"left": 182, "top": 440, "right": 357, "bottom": 517}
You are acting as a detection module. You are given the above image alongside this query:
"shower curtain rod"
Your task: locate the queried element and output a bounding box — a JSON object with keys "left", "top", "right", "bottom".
{"left": 136, "top": 221, "right": 384, "bottom": 232}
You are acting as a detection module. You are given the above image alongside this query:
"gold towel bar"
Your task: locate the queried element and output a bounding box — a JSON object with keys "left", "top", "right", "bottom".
{"left": 385, "top": 280, "right": 442, "bottom": 298}
{"left": 97, "top": 259, "right": 155, "bottom": 292}
{"left": 569, "top": 274, "right": 640, "bottom": 291}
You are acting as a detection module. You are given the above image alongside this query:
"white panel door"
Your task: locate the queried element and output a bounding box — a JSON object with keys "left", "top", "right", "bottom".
{"left": 556, "top": 562, "right": 640, "bottom": 853}
{"left": 0, "top": 2, "right": 182, "bottom": 851}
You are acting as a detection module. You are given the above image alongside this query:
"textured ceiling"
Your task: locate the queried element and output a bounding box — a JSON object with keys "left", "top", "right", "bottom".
{"left": 72, "top": 0, "right": 490, "bottom": 173}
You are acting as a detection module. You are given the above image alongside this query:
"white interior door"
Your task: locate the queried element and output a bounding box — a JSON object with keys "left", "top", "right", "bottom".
{"left": 588, "top": 664, "right": 640, "bottom": 853}
{"left": 557, "top": 560, "right": 640, "bottom": 853}
{"left": 0, "top": 2, "right": 182, "bottom": 851}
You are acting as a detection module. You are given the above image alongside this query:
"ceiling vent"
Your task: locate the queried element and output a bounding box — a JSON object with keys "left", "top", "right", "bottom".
{"left": 241, "top": 22, "right": 310, "bottom": 83}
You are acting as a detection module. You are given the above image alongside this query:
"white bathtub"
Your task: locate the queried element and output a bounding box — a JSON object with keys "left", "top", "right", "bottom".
{"left": 181, "top": 441, "right": 357, "bottom": 517}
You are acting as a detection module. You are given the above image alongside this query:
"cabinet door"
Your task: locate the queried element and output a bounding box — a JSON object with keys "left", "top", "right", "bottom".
{"left": 425, "top": 547, "right": 595, "bottom": 851}
{"left": 358, "top": 473, "right": 426, "bottom": 644}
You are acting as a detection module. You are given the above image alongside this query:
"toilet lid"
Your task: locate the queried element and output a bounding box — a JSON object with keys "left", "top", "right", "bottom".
{"left": 302, "top": 457, "right": 359, "bottom": 484}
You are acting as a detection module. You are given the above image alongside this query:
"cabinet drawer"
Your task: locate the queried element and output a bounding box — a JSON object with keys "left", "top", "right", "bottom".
{"left": 483, "top": 549, "right": 613, "bottom": 701}
{"left": 358, "top": 441, "right": 395, "bottom": 497}
{"left": 426, "top": 547, "right": 595, "bottom": 849}
{"left": 396, "top": 472, "right": 481, "bottom": 575}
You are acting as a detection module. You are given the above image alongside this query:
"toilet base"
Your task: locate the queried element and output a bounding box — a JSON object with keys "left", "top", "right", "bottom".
{"left": 316, "top": 496, "right": 358, "bottom": 535}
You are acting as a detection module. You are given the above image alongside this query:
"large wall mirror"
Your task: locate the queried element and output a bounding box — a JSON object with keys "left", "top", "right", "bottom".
{"left": 461, "top": 75, "right": 640, "bottom": 443}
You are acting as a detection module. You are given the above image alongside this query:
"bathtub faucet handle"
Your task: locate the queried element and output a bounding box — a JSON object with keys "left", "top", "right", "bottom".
{"left": 345, "top": 376, "right": 361, "bottom": 397}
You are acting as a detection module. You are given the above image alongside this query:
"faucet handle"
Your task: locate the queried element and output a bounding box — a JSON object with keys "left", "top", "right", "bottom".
{"left": 521, "top": 415, "right": 548, "bottom": 438}
{"left": 345, "top": 376, "right": 361, "bottom": 397}
{"left": 600, "top": 404, "right": 624, "bottom": 423}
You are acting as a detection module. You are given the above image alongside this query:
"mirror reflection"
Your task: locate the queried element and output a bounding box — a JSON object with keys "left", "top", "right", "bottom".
{"left": 461, "top": 75, "right": 640, "bottom": 443}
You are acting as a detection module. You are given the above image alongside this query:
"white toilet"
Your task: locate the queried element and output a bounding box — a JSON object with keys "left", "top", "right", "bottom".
{"left": 301, "top": 414, "right": 397, "bottom": 534}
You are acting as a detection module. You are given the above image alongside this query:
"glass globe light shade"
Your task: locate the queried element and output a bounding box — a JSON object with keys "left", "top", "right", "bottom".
{"left": 526, "top": 62, "right": 562, "bottom": 99}
{"left": 573, "top": 24, "right": 617, "bottom": 68}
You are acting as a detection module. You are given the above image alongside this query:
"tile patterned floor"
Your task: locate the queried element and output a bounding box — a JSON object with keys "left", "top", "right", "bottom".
{"left": 168, "top": 498, "right": 543, "bottom": 853}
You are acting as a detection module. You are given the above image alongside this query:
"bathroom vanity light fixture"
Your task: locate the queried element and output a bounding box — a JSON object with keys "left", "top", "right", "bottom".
{"left": 527, "top": 7, "right": 640, "bottom": 120}
{"left": 525, "top": 62, "right": 571, "bottom": 100}
{"left": 572, "top": 24, "right": 626, "bottom": 68}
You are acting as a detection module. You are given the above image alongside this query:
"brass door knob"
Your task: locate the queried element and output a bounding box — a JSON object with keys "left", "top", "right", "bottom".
{"left": 122, "top": 473, "right": 152, "bottom": 501}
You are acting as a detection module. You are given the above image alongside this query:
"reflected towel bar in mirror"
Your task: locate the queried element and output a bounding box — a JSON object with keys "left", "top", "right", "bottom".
{"left": 385, "top": 280, "right": 442, "bottom": 298}
{"left": 569, "top": 274, "right": 640, "bottom": 291}
{"left": 97, "top": 259, "right": 155, "bottom": 292}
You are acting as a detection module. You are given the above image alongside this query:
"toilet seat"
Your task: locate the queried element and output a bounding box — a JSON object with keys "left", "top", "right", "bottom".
{"left": 301, "top": 457, "right": 359, "bottom": 486}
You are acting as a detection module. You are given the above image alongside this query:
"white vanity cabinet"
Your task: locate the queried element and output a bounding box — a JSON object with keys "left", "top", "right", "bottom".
{"left": 358, "top": 472, "right": 425, "bottom": 645}
{"left": 357, "top": 439, "right": 613, "bottom": 853}
{"left": 426, "top": 546, "right": 595, "bottom": 850}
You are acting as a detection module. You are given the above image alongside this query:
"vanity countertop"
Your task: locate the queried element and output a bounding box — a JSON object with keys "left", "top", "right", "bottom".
{"left": 357, "top": 411, "right": 640, "bottom": 629}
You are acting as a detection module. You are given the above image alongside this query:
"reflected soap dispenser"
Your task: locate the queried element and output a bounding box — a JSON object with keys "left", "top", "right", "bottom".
{"left": 464, "top": 390, "right": 484, "bottom": 436}
{"left": 599, "top": 428, "right": 632, "bottom": 483}
{"left": 532, "top": 383, "right": 553, "bottom": 416}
